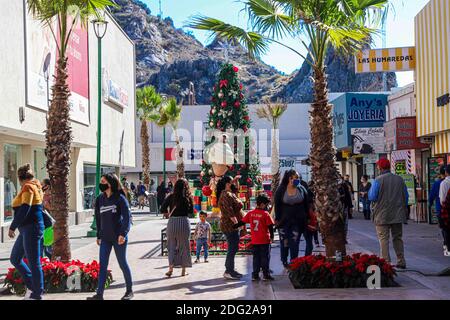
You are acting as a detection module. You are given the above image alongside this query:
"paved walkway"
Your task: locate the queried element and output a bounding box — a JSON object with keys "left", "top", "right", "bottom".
{"left": 1, "top": 211, "right": 450, "bottom": 300}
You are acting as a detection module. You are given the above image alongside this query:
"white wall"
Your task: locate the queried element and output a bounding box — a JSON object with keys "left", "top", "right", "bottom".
{"left": 125, "top": 103, "right": 312, "bottom": 175}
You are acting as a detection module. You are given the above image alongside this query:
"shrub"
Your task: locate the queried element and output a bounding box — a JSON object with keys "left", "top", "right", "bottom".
{"left": 3, "top": 258, "right": 113, "bottom": 295}
{"left": 288, "top": 253, "right": 397, "bottom": 289}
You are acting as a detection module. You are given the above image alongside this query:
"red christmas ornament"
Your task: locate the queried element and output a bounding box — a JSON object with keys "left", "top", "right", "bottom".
{"left": 240, "top": 93, "right": 244, "bottom": 99}
{"left": 234, "top": 101, "right": 241, "bottom": 108}
{"left": 233, "top": 66, "right": 239, "bottom": 72}
{"left": 217, "top": 120, "right": 222, "bottom": 128}
{"left": 243, "top": 125, "right": 248, "bottom": 132}
{"left": 221, "top": 101, "right": 227, "bottom": 108}
{"left": 241, "top": 164, "right": 247, "bottom": 169}
{"left": 219, "top": 80, "right": 229, "bottom": 88}
{"left": 202, "top": 185, "right": 212, "bottom": 197}
{"left": 239, "top": 83, "right": 243, "bottom": 90}
{"left": 243, "top": 115, "right": 250, "bottom": 121}
{"left": 247, "top": 177, "right": 253, "bottom": 185}
{"left": 237, "top": 171, "right": 241, "bottom": 176}
{"left": 230, "top": 165, "right": 234, "bottom": 171}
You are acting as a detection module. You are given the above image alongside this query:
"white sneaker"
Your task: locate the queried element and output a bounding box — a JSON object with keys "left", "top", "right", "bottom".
{"left": 444, "top": 248, "right": 450, "bottom": 257}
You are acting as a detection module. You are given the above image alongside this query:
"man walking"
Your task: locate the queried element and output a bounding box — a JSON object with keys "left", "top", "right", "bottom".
{"left": 369, "top": 158, "right": 409, "bottom": 269}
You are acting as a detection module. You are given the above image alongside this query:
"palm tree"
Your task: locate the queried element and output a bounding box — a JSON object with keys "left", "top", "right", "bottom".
{"left": 28, "top": 0, "right": 115, "bottom": 262}
{"left": 136, "top": 86, "right": 163, "bottom": 188}
{"left": 256, "top": 98, "right": 287, "bottom": 201}
{"left": 189, "top": 0, "right": 388, "bottom": 256}
{"left": 158, "top": 98, "right": 185, "bottom": 179}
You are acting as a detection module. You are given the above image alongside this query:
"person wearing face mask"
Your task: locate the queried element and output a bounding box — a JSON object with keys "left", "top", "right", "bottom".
{"left": 274, "top": 169, "right": 312, "bottom": 268}
{"left": 87, "top": 173, "right": 133, "bottom": 300}
{"left": 217, "top": 176, "right": 245, "bottom": 280}
{"left": 8, "top": 164, "right": 45, "bottom": 300}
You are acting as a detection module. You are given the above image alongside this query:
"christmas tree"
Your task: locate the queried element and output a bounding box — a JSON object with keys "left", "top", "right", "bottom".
{"left": 200, "top": 63, "right": 262, "bottom": 189}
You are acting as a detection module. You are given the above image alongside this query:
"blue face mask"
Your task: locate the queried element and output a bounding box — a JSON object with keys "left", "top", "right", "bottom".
{"left": 293, "top": 179, "right": 300, "bottom": 187}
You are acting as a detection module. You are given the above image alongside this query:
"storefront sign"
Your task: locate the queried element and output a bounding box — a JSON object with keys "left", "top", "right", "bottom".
{"left": 104, "top": 78, "right": 129, "bottom": 108}
{"left": 384, "top": 117, "right": 429, "bottom": 151}
{"left": 355, "top": 47, "right": 416, "bottom": 73}
{"left": 347, "top": 97, "right": 386, "bottom": 122}
{"left": 25, "top": 14, "right": 90, "bottom": 125}
{"left": 428, "top": 157, "right": 446, "bottom": 224}
{"left": 395, "top": 160, "right": 407, "bottom": 175}
{"left": 400, "top": 174, "right": 416, "bottom": 205}
{"left": 351, "top": 128, "right": 385, "bottom": 154}
{"left": 279, "top": 158, "right": 297, "bottom": 169}
{"left": 363, "top": 154, "right": 379, "bottom": 164}
{"left": 437, "top": 93, "right": 450, "bottom": 107}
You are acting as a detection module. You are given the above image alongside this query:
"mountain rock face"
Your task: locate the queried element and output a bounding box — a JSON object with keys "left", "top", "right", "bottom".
{"left": 110, "top": 0, "right": 397, "bottom": 104}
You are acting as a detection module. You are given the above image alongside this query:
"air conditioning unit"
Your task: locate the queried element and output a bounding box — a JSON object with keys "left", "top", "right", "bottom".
{"left": 419, "top": 137, "right": 434, "bottom": 144}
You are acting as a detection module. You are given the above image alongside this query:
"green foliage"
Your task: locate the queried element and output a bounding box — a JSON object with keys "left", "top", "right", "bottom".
{"left": 27, "top": 0, "right": 117, "bottom": 55}
{"left": 158, "top": 98, "right": 182, "bottom": 129}
{"left": 136, "top": 85, "right": 163, "bottom": 123}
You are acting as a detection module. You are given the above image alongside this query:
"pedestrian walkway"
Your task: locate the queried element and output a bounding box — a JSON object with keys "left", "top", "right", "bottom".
{"left": 1, "top": 214, "right": 450, "bottom": 300}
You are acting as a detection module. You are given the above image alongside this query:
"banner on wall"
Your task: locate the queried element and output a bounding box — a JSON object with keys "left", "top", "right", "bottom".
{"left": 351, "top": 128, "right": 385, "bottom": 155}
{"left": 25, "top": 13, "right": 90, "bottom": 125}
{"left": 355, "top": 47, "right": 416, "bottom": 73}
{"left": 395, "top": 160, "right": 407, "bottom": 175}
{"left": 400, "top": 174, "right": 416, "bottom": 206}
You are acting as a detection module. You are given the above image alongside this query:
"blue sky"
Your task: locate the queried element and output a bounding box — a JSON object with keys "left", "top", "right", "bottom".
{"left": 143, "top": 0, "right": 429, "bottom": 87}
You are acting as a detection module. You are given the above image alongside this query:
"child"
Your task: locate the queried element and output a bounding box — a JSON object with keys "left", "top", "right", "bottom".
{"left": 194, "top": 211, "right": 211, "bottom": 263}
{"left": 234, "top": 194, "right": 275, "bottom": 281}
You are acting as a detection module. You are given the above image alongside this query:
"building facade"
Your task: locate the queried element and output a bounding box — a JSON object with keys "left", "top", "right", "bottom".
{"left": 0, "top": 1, "right": 136, "bottom": 241}
{"left": 415, "top": 0, "right": 450, "bottom": 223}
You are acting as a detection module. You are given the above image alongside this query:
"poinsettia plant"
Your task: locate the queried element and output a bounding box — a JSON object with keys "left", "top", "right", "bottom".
{"left": 3, "top": 258, "right": 113, "bottom": 295}
{"left": 288, "top": 253, "right": 398, "bottom": 289}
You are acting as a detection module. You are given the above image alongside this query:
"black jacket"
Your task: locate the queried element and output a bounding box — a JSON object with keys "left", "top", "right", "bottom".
{"left": 274, "top": 185, "right": 310, "bottom": 228}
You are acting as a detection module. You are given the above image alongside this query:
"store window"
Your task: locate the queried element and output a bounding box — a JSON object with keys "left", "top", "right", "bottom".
{"left": 83, "top": 164, "right": 116, "bottom": 209}
{"left": 33, "top": 148, "right": 47, "bottom": 182}
{"left": 3, "top": 144, "right": 22, "bottom": 224}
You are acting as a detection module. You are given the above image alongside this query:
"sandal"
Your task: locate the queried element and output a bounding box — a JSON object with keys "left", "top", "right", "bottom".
{"left": 165, "top": 270, "right": 173, "bottom": 277}
{"left": 181, "top": 269, "right": 189, "bottom": 276}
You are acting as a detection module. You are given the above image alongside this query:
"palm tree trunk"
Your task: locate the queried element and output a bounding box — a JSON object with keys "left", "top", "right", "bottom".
{"left": 141, "top": 120, "right": 150, "bottom": 186}
{"left": 310, "top": 66, "right": 346, "bottom": 257}
{"left": 174, "top": 130, "right": 185, "bottom": 179}
{"left": 47, "top": 57, "right": 72, "bottom": 262}
{"left": 271, "top": 126, "right": 280, "bottom": 201}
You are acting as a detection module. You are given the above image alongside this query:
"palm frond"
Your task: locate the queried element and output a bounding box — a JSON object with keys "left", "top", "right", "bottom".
{"left": 244, "top": 0, "right": 294, "bottom": 39}
{"left": 187, "top": 15, "right": 269, "bottom": 59}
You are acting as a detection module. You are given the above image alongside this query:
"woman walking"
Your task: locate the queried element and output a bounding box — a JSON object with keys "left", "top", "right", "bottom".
{"left": 217, "top": 176, "right": 245, "bottom": 280}
{"left": 9, "top": 164, "right": 45, "bottom": 300}
{"left": 274, "top": 170, "right": 312, "bottom": 268}
{"left": 160, "top": 179, "right": 193, "bottom": 277}
{"left": 359, "top": 175, "right": 372, "bottom": 220}
{"left": 87, "top": 173, "right": 133, "bottom": 300}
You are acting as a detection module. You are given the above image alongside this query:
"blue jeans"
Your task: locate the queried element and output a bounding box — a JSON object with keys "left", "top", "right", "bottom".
{"left": 10, "top": 224, "right": 44, "bottom": 299}
{"left": 252, "top": 244, "right": 270, "bottom": 276}
{"left": 224, "top": 231, "right": 240, "bottom": 274}
{"left": 362, "top": 198, "right": 371, "bottom": 219}
{"left": 97, "top": 239, "right": 133, "bottom": 296}
{"left": 279, "top": 224, "right": 313, "bottom": 264}
{"left": 196, "top": 238, "right": 209, "bottom": 260}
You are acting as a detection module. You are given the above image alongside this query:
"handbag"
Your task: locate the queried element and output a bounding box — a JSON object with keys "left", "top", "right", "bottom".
{"left": 42, "top": 209, "right": 55, "bottom": 229}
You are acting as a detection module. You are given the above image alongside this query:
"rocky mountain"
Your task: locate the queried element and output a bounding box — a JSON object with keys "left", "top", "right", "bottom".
{"left": 110, "top": 0, "right": 397, "bottom": 104}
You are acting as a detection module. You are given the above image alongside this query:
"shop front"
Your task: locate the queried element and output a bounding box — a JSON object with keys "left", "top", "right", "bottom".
{"left": 384, "top": 116, "right": 429, "bottom": 222}
{"left": 415, "top": 0, "right": 450, "bottom": 223}
{"left": 332, "top": 92, "right": 389, "bottom": 190}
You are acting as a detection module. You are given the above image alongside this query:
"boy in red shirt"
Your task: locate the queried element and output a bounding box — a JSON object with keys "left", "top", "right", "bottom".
{"left": 234, "top": 194, "right": 275, "bottom": 281}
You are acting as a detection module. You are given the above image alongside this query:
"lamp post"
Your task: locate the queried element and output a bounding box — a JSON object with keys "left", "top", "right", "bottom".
{"left": 87, "top": 18, "right": 108, "bottom": 238}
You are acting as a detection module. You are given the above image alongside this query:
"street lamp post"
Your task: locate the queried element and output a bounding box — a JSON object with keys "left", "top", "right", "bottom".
{"left": 87, "top": 18, "right": 108, "bottom": 238}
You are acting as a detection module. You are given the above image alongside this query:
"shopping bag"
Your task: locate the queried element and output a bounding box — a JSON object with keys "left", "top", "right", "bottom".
{"left": 43, "top": 227, "right": 54, "bottom": 247}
